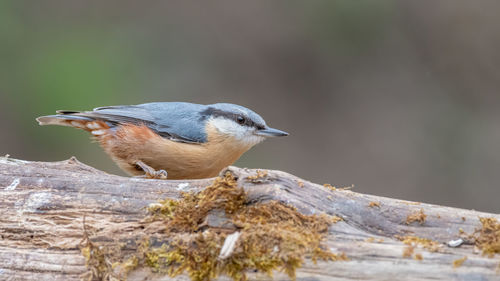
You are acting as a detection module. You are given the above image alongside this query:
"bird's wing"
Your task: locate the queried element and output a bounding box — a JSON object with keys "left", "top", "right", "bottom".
{"left": 67, "top": 102, "right": 208, "bottom": 144}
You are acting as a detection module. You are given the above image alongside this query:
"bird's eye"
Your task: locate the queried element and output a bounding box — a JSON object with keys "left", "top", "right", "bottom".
{"left": 236, "top": 116, "right": 245, "bottom": 125}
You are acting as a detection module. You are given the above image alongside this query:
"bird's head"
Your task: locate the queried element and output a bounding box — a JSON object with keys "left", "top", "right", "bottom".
{"left": 201, "top": 103, "right": 288, "bottom": 147}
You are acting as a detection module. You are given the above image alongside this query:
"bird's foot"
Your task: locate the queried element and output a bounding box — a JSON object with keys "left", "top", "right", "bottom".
{"left": 134, "top": 160, "right": 168, "bottom": 180}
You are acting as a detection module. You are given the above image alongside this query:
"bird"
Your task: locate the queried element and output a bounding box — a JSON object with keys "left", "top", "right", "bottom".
{"left": 36, "top": 102, "right": 288, "bottom": 179}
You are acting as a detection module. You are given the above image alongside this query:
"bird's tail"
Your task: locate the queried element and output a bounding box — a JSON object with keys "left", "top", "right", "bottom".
{"left": 36, "top": 111, "right": 94, "bottom": 128}
{"left": 37, "top": 110, "right": 113, "bottom": 138}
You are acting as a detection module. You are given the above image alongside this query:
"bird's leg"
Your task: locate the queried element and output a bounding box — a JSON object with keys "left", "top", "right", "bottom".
{"left": 134, "top": 160, "right": 168, "bottom": 180}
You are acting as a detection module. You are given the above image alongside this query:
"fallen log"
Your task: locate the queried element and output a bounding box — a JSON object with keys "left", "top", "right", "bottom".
{"left": 0, "top": 156, "right": 499, "bottom": 280}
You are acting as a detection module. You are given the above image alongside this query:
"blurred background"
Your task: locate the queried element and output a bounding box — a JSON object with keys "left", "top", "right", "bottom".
{"left": 1, "top": 1, "right": 499, "bottom": 213}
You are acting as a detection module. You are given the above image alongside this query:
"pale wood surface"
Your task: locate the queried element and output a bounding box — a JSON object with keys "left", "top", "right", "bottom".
{"left": 0, "top": 156, "right": 499, "bottom": 281}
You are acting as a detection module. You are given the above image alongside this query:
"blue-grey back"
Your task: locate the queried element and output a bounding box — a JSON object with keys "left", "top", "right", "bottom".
{"left": 84, "top": 101, "right": 267, "bottom": 144}
{"left": 94, "top": 102, "right": 209, "bottom": 143}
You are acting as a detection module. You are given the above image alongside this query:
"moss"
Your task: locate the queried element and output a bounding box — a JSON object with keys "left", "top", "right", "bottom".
{"left": 80, "top": 230, "right": 125, "bottom": 281}
{"left": 146, "top": 172, "right": 245, "bottom": 233}
{"left": 399, "top": 201, "right": 421, "bottom": 206}
{"left": 402, "top": 245, "right": 414, "bottom": 258}
{"left": 147, "top": 199, "right": 179, "bottom": 218}
{"left": 397, "top": 235, "right": 441, "bottom": 258}
{"left": 245, "top": 170, "right": 268, "bottom": 182}
{"left": 140, "top": 233, "right": 223, "bottom": 280}
{"left": 323, "top": 183, "right": 336, "bottom": 191}
{"left": 453, "top": 256, "right": 467, "bottom": 268}
{"left": 323, "top": 183, "right": 353, "bottom": 191}
{"left": 473, "top": 217, "right": 500, "bottom": 258}
{"left": 82, "top": 171, "right": 346, "bottom": 281}
{"left": 365, "top": 237, "right": 384, "bottom": 243}
{"left": 80, "top": 237, "right": 108, "bottom": 281}
{"left": 397, "top": 235, "right": 441, "bottom": 252}
{"left": 405, "top": 209, "right": 427, "bottom": 225}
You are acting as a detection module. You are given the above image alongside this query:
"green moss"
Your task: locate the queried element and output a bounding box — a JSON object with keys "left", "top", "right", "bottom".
{"left": 147, "top": 199, "right": 179, "bottom": 218}
{"left": 82, "top": 171, "right": 346, "bottom": 281}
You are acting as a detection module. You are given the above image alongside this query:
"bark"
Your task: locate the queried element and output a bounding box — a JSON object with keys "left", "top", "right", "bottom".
{"left": 0, "top": 156, "right": 499, "bottom": 281}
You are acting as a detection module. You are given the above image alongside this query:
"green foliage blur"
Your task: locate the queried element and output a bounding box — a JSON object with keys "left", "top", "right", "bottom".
{"left": 2, "top": 1, "right": 500, "bottom": 212}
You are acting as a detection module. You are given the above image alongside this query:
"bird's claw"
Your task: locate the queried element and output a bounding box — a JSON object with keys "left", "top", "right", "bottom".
{"left": 146, "top": 169, "right": 168, "bottom": 180}
{"left": 135, "top": 160, "right": 168, "bottom": 180}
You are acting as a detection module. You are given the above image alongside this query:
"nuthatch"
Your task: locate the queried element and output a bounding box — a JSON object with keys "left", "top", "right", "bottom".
{"left": 36, "top": 102, "right": 288, "bottom": 179}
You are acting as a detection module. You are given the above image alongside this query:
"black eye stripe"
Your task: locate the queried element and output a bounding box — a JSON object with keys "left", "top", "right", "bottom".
{"left": 200, "top": 107, "right": 264, "bottom": 129}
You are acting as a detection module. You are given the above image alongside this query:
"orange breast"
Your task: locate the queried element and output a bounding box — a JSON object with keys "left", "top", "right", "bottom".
{"left": 96, "top": 124, "right": 253, "bottom": 179}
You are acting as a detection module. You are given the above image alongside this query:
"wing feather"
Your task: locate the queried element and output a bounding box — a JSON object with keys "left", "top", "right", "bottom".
{"left": 60, "top": 103, "right": 207, "bottom": 144}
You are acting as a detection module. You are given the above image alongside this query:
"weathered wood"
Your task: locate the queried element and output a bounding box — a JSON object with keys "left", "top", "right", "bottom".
{"left": 0, "top": 156, "right": 499, "bottom": 281}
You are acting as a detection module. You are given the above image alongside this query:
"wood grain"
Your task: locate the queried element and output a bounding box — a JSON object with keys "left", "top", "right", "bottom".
{"left": 0, "top": 156, "right": 499, "bottom": 281}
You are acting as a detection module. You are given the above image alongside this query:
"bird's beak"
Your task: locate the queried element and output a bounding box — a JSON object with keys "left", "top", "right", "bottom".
{"left": 255, "top": 127, "right": 289, "bottom": 137}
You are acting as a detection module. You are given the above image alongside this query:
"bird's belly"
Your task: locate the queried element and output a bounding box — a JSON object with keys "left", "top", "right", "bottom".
{"left": 138, "top": 144, "right": 244, "bottom": 179}
{"left": 99, "top": 126, "right": 249, "bottom": 179}
{"left": 147, "top": 158, "right": 229, "bottom": 179}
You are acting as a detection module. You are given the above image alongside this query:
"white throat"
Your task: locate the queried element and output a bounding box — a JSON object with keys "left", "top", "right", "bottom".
{"left": 208, "top": 117, "right": 265, "bottom": 147}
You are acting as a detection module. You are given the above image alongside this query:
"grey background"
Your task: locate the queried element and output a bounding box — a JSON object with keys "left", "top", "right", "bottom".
{"left": 1, "top": 1, "right": 499, "bottom": 213}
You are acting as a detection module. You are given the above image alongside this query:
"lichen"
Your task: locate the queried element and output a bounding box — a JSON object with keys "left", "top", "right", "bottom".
{"left": 82, "top": 171, "right": 346, "bottom": 281}
{"left": 368, "top": 201, "right": 381, "bottom": 208}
